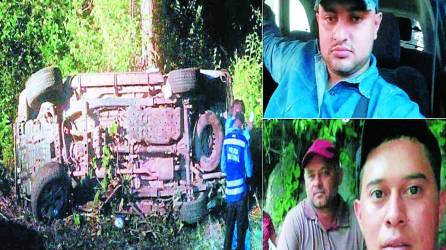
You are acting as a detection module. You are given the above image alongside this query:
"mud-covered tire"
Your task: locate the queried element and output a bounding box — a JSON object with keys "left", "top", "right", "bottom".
{"left": 167, "top": 68, "right": 197, "bottom": 93}
{"left": 31, "top": 162, "right": 70, "bottom": 222}
{"left": 179, "top": 191, "right": 208, "bottom": 224}
{"left": 25, "top": 67, "right": 63, "bottom": 111}
{"left": 194, "top": 111, "right": 223, "bottom": 172}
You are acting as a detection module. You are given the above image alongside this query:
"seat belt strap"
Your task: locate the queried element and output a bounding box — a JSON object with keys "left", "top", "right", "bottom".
{"left": 352, "top": 95, "right": 369, "bottom": 118}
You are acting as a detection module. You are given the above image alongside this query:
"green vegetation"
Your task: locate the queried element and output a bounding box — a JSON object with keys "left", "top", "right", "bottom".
{"left": 264, "top": 142, "right": 300, "bottom": 225}
{"left": 230, "top": 9, "right": 262, "bottom": 126}
{"left": 66, "top": 0, "right": 140, "bottom": 73}
{"left": 0, "top": 1, "right": 70, "bottom": 167}
{"left": 152, "top": 0, "right": 221, "bottom": 72}
{"left": 152, "top": 1, "right": 262, "bottom": 124}
{"left": 0, "top": 0, "right": 140, "bottom": 168}
{"left": 263, "top": 120, "right": 446, "bottom": 246}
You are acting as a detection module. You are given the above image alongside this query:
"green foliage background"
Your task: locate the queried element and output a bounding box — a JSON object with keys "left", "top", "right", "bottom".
{"left": 0, "top": 0, "right": 140, "bottom": 168}
{"left": 263, "top": 119, "right": 446, "bottom": 245}
{"left": 230, "top": 9, "right": 262, "bottom": 126}
{"left": 153, "top": 1, "right": 262, "bottom": 125}
{"left": 152, "top": 0, "right": 220, "bottom": 72}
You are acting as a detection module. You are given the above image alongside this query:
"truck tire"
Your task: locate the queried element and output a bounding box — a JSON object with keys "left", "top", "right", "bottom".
{"left": 167, "top": 68, "right": 197, "bottom": 93}
{"left": 179, "top": 191, "right": 208, "bottom": 224}
{"left": 194, "top": 111, "right": 223, "bottom": 172}
{"left": 25, "top": 67, "right": 63, "bottom": 111}
{"left": 31, "top": 162, "right": 70, "bottom": 222}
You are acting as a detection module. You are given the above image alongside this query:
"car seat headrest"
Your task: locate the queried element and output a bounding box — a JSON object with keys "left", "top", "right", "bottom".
{"left": 373, "top": 12, "right": 400, "bottom": 68}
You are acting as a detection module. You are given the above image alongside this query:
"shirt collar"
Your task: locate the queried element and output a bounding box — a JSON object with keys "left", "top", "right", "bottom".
{"left": 302, "top": 195, "right": 350, "bottom": 230}
{"left": 314, "top": 46, "right": 380, "bottom": 102}
{"left": 226, "top": 127, "right": 242, "bottom": 134}
{"left": 337, "top": 54, "right": 379, "bottom": 99}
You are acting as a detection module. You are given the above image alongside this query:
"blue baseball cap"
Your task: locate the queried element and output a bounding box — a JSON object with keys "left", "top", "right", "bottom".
{"left": 314, "top": 0, "right": 379, "bottom": 11}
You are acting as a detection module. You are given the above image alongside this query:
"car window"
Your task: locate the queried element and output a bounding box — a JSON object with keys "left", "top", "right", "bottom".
{"left": 400, "top": 19, "right": 425, "bottom": 51}
{"left": 265, "top": 0, "right": 310, "bottom": 32}
{"left": 290, "top": 0, "right": 310, "bottom": 32}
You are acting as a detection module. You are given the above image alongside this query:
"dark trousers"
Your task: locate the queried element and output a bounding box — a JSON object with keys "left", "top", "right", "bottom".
{"left": 224, "top": 195, "right": 248, "bottom": 250}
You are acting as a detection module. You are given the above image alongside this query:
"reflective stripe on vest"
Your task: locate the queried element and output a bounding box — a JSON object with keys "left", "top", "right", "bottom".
{"left": 226, "top": 186, "right": 245, "bottom": 196}
{"left": 226, "top": 178, "right": 244, "bottom": 187}
{"left": 223, "top": 138, "right": 246, "bottom": 148}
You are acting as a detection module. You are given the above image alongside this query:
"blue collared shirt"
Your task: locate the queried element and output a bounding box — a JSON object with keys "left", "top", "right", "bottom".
{"left": 263, "top": 19, "right": 423, "bottom": 118}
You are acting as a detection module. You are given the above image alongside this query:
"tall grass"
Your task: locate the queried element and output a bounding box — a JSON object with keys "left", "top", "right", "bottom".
{"left": 230, "top": 9, "right": 262, "bottom": 126}
{"left": 0, "top": 1, "right": 140, "bottom": 168}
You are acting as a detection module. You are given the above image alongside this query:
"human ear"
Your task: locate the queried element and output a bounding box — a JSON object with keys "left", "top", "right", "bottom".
{"left": 354, "top": 199, "right": 364, "bottom": 232}
{"left": 373, "top": 12, "right": 383, "bottom": 39}
{"left": 315, "top": 11, "right": 321, "bottom": 40}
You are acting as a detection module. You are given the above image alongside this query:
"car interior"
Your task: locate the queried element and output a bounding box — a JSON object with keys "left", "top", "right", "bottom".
{"left": 263, "top": 0, "right": 446, "bottom": 117}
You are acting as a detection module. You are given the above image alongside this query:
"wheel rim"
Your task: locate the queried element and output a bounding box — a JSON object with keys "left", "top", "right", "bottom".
{"left": 200, "top": 125, "right": 215, "bottom": 157}
{"left": 38, "top": 179, "right": 67, "bottom": 221}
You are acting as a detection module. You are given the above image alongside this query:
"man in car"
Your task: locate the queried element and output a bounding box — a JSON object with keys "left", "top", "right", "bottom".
{"left": 277, "top": 139, "right": 365, "bottom": 249}
{"left": 222, "top": 112, "right": 253, "bottom": 250}
{"left": 354, "top": 120, "right": 446, "bottom": 249}
{"left": 263, "top": 0, "right": 423, "bottom": 118}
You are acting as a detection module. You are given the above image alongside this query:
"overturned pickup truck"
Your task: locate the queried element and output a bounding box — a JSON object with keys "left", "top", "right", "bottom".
{"left": 14, "top": 66, "right": 232, "bottom": 223}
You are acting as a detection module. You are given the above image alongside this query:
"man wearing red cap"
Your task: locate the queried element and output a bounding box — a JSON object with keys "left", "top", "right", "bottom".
{"left": 277, "top": 139, "right": 365, "bottom": 250}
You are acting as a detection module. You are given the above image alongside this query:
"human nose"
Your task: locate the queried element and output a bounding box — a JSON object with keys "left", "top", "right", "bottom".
{"left": 385, "top": 193, "right": 407, "bottom": 227}
{"left": 314, "top": 174, "right": 323, "bottom": 187}
{"left": 332, "top": 19, "right": 348, "bottom": 42}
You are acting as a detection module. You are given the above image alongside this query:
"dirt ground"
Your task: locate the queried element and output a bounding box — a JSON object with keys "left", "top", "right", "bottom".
{"left": 0, "top": 126, "right": 263, "bottom": 249}
{"left": 0, "top": 173, "right": 261, "bottom": 250}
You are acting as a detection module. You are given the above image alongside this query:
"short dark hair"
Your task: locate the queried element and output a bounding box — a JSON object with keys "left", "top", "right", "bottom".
{"left": 231, "top": 99, "right": 245, "bottom": 113}
{"left": 359, "top": 120, "right": 442, "bottom": 190}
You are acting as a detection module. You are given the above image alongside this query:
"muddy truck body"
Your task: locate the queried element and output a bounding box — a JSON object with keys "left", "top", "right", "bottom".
{"left": 14, "top": 66, "right": 232, "bottom": 223}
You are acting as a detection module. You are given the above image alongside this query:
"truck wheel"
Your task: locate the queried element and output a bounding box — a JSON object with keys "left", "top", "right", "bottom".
{"left": 167, "top": 68, "right": 197, "bottom": 93}
{"left": 194, "top": 111, "right": 223, "bottom": 172}
{"left": 31, "top": 162, "right": 70, "bottom": 222}
{"left": 26, "top": 67, "right": 63, "bottom": 111}
{"left": 179, "top": 191, "right": 208, "bottom": 224}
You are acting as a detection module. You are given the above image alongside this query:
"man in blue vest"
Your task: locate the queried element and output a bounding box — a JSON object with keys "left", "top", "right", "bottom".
{"left": 225, "top": 99, "right": 253, "bottom": 250}
{"left": 222, "top": 111, "right": 253, "bottom": 250}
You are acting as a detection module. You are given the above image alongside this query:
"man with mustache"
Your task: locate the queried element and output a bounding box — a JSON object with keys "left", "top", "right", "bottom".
{"left": 354, "top": 120, "right": 446, "bottom": 250}
{"left": 277, "top": 139, "right": 365, "bottom": 249}
{"left": 263, "top": 0, "right": 423, "bottom": 118}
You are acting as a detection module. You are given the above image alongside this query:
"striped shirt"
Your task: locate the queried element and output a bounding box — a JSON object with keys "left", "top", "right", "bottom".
{"left": 277, "top": 196, "right": 365, "bottom": 250}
